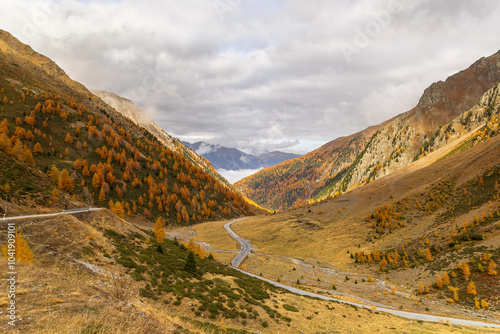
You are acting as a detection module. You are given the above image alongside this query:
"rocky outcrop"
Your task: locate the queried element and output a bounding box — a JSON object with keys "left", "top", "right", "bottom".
{"left": 333, "top": 51, "right": 500, "bottom": 196}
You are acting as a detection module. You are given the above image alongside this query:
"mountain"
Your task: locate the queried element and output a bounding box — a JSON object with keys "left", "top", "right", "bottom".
{"left": 184, "top": 141, "right": 300, "bottom": 171}
{"left": 222, "top": 103, "right": 500, "bottom": 319}
{"left": 0, "top": 29, "right": 255, "bottom": 222}
{"left": 92, "top": 90, "right": 234, "bottom": 188}
{"left": 236, "top": 50, "right": 500, "bottom": 210}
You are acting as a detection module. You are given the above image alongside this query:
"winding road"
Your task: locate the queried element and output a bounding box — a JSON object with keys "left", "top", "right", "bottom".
{"left": 224, "top": 218, "right": 251, "bottom": 267}
{"left": 2, "top": 207, "right": 102, "bottom": 221}
{"left": 224, "top": 218, "right": 500, "bottom": 329}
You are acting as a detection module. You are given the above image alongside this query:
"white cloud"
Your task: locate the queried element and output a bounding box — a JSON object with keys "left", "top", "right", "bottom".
{"left": 217, "top": 168, "right": 263, "bottom": 184}
{"left": 195, "top": 142, "right": 219, "bottom": 155}
{"left": 2, "top": 0, "right": 500, "bottom": 155}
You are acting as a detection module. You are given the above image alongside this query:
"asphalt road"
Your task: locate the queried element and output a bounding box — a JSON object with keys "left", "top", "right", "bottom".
{"left": 224, "top": 218, "right": 251, "bottom": 267}
{"left": 2, "top": 207, "right": 102, "bottom": 221}
{"left": 224, "top": 218, "right": 500, "bottom": 329}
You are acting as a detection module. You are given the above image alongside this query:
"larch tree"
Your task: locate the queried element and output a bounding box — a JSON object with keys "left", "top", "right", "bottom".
{"left": 153, "top": 217, "right": 166, "bottom": 243}
{"left": 98, "top": 187, "right": 106, "bottom": 201}
{"left": 442, "top": 272, "right": 450, "bottom": 285}
{"left": 58, "top": 169, "right": 74, "bottom": 192}
{"left": 48, "top": 165, "right": 60, "bottom": 183}
{"left": 33, "top": 142, "right": 43, "bottom": 155}
{"left": 50, "top": 189, "right": 59, "bottom": 203}
{"left": 418, "top": 282, "right": 425, "bottom": 294}
{"left": 425, "top": 248, "right": 433, "bottom": 261}
{"left": 25, "top": 130, "right": 34, "bottom": 141}
{"left": 24, "top": 148, "right": 34, "bottom": 165}
{"left": 379, "top": 257, "right": 388, "bottom": 271}
{"left": 462, "top": 263, "right": 471, "bottom": 281}
{"left": 1, "top": 229, "right": 34, "bottom": 264}
{"left": 64, "top": 133, "right": 73, "bottom": 144}
{"left": 82, "top": 166, "right": 90, "bottom": 177}
{"left": 0, "top": 133, "right": 11, "bottom": 153}
{"left": 466, "top": 281, "right": 477, "bottom": 295}
{"left": 112, "top": 201, "right": 125, "bottom": 218}
{"left": 12, "top": 139, "right": 24, "bottom": 162}
{"left": 92, "top": 173, "right": 102, "bottom": 189}
{"left": 181, "top": 206, "right": 189, "bottom": 223}
{"left": 488, "top": 260, "right": 498, "bottom": 276}
{"left": 435, "top": 275, "right": 444, "bottom": 289}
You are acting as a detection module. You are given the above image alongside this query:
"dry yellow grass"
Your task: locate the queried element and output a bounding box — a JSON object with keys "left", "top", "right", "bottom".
{"left": 256, "top": 288, "right": 495, "bottom": 334}
{"left": 1, "top": 203, "right": 497, "bottom": 333}
{"left": 192, "top": 220, "right": 240, "bottom": 251}
{"left": 209, "top": 251, "right": 236, "bottom": 265}
{"left": 231, "top": 135, "right": 500, "bottom": 272}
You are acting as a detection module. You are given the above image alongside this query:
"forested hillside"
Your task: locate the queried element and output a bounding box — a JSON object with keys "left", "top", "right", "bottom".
{"left": 235, "top": 125, "right": 383, "bottom": 210}
{"left": 0, "top": 29, "right": 255, "bottom": 223}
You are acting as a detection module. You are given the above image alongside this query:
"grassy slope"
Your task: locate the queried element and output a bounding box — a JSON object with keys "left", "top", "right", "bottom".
{"left": 222, "top": 133, "right": 500, "bottom": 318}
{"left": 0, "top": 210, "right": 493, "bottom": 333}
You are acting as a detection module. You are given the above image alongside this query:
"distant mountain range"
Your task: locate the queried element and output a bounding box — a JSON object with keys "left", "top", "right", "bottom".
{"left": 183, "top": 141, "right": 301, "bottom": 171}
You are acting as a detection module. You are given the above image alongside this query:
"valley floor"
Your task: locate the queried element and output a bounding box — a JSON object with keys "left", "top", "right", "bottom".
{"left": 170, "top": 217, "right": 500, "bottom": 332}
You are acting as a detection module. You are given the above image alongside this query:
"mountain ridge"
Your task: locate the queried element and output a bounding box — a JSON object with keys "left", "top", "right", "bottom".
{"left": 236, "top": 50, "right": 500, "bottom": 210}
{"left": 184, "top": 140, "right": 301, "bottom": 171}
{"left": 0, "top": 29, "right": 256, "bottom": 222}
{"left": 92, "top": 90, "right": 233, "bottom": 188}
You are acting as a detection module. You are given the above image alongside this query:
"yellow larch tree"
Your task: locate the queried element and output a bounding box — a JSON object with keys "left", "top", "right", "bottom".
{"left": 99, "top": 187, "right": 106, "bottom": 201}
{"left": 58, "top": 169, "right": 74, "bottom": 192}
{"left": 64, "top": 133, "right": 73, "bottom": 144}
{"left": 462, "top": 263, "right": 471, "bottom": 281}
{"left": 50, "top": 188, "right": 59, "bottom": 203}
{"left": 2, "top": 229, "right": 34, "bottom": 264}
{"left": 24, "top": 148, "right": 34, "bottom": 165}
{"left": 153, "top": 217, "right": 166, "bottom": 243}
{"left": 112, "top": 201, "right": 125, "bottom": 218}
{"left": 33, "top": 142, "right": 43, "bottom": 155}
{"left": 417, "top": 282, "right": 425, "bottom": 294}
{"left": 488, "top": 260, "right": 497, "bottom": 276}
{"left": 435, "top": 275, "right": 444, "bottom": 289}
{"left": 466, "top": 281, "right": 477, "bottom": 295}
{"left": 442, "top": 272, "right": 450, "bottom": 285}
{"left": 425, "top": 248, "right": 433, "bottom": 261}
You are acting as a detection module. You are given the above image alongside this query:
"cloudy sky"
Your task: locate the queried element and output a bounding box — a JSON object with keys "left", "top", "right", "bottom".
{"left": 2, "top": 0, "right": 500, "bottom": 155}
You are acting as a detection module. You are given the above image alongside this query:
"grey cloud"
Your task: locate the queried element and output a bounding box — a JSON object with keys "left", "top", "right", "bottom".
{"left": 2, "top": 0, "right": 500, "bottom": 155}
